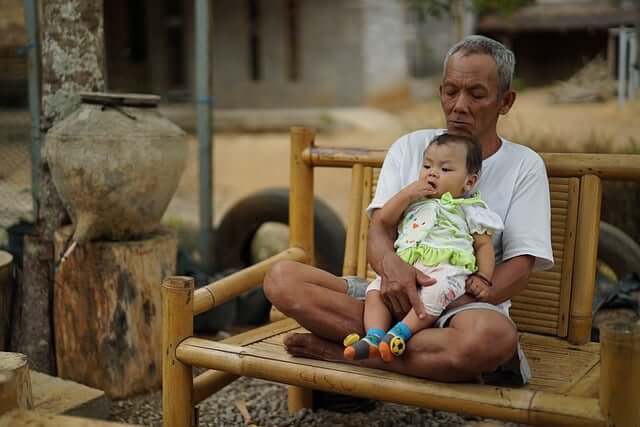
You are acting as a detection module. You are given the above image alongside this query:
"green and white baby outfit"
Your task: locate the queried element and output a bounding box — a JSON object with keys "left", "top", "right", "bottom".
{"left": 366, "top": 192, "right": 503, "bottom": 316}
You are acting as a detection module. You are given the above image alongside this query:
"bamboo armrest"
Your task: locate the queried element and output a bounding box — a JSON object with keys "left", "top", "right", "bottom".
{"left": 193, "top": 247, "right": 308, "bottom": 315}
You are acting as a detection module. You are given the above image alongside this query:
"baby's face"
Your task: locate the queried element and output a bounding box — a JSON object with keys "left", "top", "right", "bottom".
{"left": 419, "top": 142, "right": 476, "bottom": 198}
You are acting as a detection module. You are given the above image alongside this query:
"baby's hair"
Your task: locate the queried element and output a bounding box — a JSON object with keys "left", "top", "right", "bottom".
{"left": 427, "top": 133, "right": 482, "bottom": 175}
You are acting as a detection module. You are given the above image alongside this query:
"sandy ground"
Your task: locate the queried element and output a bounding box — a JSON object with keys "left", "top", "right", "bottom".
{"left": 1, "top": 86, "right": 638, "bottom": 242}
{"left": 162, "top": 87, "right": 640, "bottom": 234}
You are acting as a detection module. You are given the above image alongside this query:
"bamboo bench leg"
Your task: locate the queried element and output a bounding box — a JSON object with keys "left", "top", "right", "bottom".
{"left": 163, "top": 277, "right": 195, "bottom": 427}
{"left": 288, "top": 386, "right": 313, "bottom": 413}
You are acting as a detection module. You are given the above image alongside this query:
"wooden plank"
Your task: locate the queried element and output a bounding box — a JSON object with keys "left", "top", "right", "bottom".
{"left": 0, "top": 410, "right": 137, "bottom": 427}
{"left": 551, "top": 199, "right": 568, "bottom": 209}
{"left": 550, "top": 191, "right": 569, "bottom": 201}
{"left": 551, "top": 207, "right": 568, "bottom": 216}
{"left": 527, "top": 278, "right": 561, "bottom": 290}
{"left": 549, "top": 177, "right": 571, "bottom": 186}
{"left": 263, "top": 326, "right": 307, "bottom": 346}
{"left": 520, "top": 333, "right": 599, "bottom": 353}
{"left": 533, "top": 271, "right": 562, "bottom": 281}
{"left": 30, "top": 371, "right": 109, "bottom": 419}
{"left": 551, "top": 214, "right": 568, "bottom": 223}
{"left": 511, "top": 317, "right": 557, "bottom": 329}
{"left": 567, "top": 364, "right": 600, "bottom": 398}
{"left": 549, "top": 184, "right": 569, "bottom": 193}
{"left": 512, "top": 302, "right": 560, "bottom": 315}
{"left": 513, "top": 296, "right": 560, "bottom": 308}
{"left": 221, "top": 318, "right": 299, "bottom": 346}
{"left": 514, "top": 324, "right": 558, "bottom": 335}
{"left": 519, "top": 289, "right": 560, "bottom": 302}
{"left": 510, "top": 309, "right": 558, "bottom": 322}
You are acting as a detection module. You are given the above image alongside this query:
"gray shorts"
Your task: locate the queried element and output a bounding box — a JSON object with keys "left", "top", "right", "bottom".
{"left": 343, "top": 276, "right": 531, "bottom": 386}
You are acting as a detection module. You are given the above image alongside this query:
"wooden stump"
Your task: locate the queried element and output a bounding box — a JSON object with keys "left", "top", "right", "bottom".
{"left": 53, "top": 226, "right": 177, "bottom": 398}
{"left": 10, "top": 237, "right": 56, "bottom": 374}
{"left": 0, "top": 352, "right": 33, "bottom": 416}
{"left": 0, "top": 251, "right": 13, "bottom": 351}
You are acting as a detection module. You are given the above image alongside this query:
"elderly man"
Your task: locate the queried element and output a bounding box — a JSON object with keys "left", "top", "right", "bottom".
{"left": 264, "top": 35, "right": 553, "bottom": 385}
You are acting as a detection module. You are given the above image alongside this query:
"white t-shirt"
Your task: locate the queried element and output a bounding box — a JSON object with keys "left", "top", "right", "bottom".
{"left": 367, "top": 129, "right": 554, "bottom": 312}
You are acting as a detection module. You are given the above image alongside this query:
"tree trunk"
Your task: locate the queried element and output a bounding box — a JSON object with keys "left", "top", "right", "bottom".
{"left": 53, "top": 226, "right": 177, "bottom": 398}
{"left": 10, "top": 236, "right": 55, "bottom": 374}
{"left": 0, "top": 252, "right": 14, "bottom": 351}
{"left": 15, "top": 0, "right": 106, "bottom": 375}
{"left": 0, "top": 352, "right": 33, "bottom": 416}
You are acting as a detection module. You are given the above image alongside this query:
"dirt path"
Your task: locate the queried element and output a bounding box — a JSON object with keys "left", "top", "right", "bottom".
{"left": 164, "top": 87, "right": 640, "bottom": 232}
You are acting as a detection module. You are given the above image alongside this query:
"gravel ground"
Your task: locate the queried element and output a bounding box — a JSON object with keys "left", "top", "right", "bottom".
{"left": 110, "top": 377, "right": 525, "bottom": 427}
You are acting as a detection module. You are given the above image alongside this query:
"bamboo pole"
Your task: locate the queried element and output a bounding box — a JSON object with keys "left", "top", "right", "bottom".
{"left": 557, "top": 178, "right": 579, "bottom": 337}
{"left": 303, "top": 146, "right": 640, "bottom": 181}
{"left": 162, "top": 277, "right": 194, "bottom": 427}
{"left": 303, "top": 146, "right": 386, "bottom": 168}
{"left": 356, "top": 167, "right": 373, "bottom": 278}
{"left": 288, "top": 386, "right": 313, "bottom": 414}
{"left": 568, "top": 175, "right": 602, "bottom": 345}
{"left": 176, "top": 338, "right": 605, "bottom": 427}
{"left": 193, "top": 247, "right": 307, "bottom": 315}
{"left": 289, "top": 127, "right": 315, "bottom": 258}
{"left": 342, "top": 165, "right": 364, "bottom": 276}
{"left": 288, "top": 127, "right": 315, "bottom": 412}
{"left": 191, "top": 318, "right": 300, "bottom": 404}
{"left": 193, "top": 370, "right": 236, "bottom": 404}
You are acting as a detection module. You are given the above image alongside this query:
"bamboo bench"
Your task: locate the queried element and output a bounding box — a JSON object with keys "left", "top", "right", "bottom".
{"left": 162, "top": 127, "right": 640, "bottom": 427}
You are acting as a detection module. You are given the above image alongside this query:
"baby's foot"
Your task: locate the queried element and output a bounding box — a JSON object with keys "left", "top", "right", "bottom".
{"left": 379, "top": 335, "right": 406, "bottom": 362}
{"left": 343, "top": 328, "right": 383, "bottom": 360}
{"left": 378, "top": 322, "right": 412, "bottom": 362}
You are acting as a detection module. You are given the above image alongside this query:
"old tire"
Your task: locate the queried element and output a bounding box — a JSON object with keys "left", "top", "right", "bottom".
{"left": 215, "top": 188, "right": 345, "bottom": 275}
{"left": 598, "top": 221, "right": 640, "bottom": 279}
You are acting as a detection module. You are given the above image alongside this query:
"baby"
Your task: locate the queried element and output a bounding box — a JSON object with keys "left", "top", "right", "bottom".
{"left": 344, "top": 133, "right": 504, "bottom": 362}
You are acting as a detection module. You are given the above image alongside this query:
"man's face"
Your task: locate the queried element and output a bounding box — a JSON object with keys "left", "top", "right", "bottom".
{"left": 440, "top": 52, "right": 513, "bottom": 141}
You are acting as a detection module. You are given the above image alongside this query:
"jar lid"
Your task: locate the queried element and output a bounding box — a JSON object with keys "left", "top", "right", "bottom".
{"left": 80, "top": 92, "right": 160, "bottom": 108}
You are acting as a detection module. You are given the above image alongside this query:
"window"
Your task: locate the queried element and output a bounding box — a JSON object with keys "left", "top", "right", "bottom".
{"left": 248, "top": 0, "right": 262, "bottom": 81}
{"left": 285, "top": 0, "right": 300, "bottom": 81}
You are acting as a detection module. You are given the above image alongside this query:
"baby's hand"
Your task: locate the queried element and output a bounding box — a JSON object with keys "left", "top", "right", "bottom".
{"left": 402, "top": 178, "right": 437, "bottom": 202}
{"left": 465, "top": 275, "right": 491, "bottom": 302}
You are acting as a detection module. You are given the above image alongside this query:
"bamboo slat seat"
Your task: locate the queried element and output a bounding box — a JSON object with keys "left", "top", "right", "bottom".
{"left": 162, "top": 127, "right": 640, "bottom": 427}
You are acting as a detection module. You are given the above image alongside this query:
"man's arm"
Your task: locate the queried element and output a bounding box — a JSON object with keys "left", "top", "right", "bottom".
{"left": 487, "top": 254, "right": 534, "bottom": 304}
{"left": 456, "top": 254, "right": 534, "bottom": 308}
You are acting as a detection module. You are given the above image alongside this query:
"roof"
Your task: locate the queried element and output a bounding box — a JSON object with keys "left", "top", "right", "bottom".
{"left": 478, "top": 1, "right": 640, "bottom": 32}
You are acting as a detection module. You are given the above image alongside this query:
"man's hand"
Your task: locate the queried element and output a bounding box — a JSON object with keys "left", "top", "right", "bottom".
{"left": 380, "top": 254, "right": 436, "bottom": 319}
{"left": 465, "top": 275, "right": 491, "bottom": 302}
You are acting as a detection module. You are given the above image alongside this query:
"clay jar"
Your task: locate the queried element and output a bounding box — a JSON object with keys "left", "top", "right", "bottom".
{"left": 45, "top": 92, "right": 188, "bottom": 243}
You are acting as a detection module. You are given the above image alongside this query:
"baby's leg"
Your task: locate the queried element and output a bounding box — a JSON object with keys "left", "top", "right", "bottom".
{"left": 344, "top": 289, "right": 391, "bottom": 360}
{"left": 378, "top": 310, "right": 439, "bottom": 362}
{"left": 379, "top": 263, "right": 468, "bottom": 362}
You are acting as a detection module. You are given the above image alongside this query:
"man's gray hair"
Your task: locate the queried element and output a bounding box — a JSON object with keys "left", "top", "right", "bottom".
{"left": 443, "top": 35, "right": 515, "bottom": 96}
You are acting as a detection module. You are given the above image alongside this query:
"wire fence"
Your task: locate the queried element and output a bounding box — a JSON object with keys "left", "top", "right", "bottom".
{"left": 0, "top": 110, "right": 33, "bottom": 247}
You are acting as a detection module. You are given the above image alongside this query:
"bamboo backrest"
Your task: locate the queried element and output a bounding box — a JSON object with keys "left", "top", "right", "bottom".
{"left": 341, "top": 165, "right": 597, "bottom": 342}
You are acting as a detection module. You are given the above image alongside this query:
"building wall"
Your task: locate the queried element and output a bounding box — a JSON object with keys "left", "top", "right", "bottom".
{"left": 211, "top": 0, "right": 366, "bottom": 108}
{"left": 362, "top": 0, "right": 409, "bottom": 104}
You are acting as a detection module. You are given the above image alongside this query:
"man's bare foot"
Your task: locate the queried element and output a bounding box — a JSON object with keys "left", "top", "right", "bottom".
{"left": 283, "top": 333, "right": 345, "bottom": 362}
